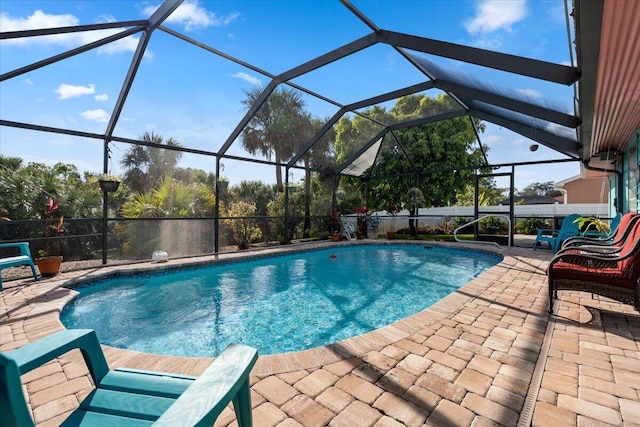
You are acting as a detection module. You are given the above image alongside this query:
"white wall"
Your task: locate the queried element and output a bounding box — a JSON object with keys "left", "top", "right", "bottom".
{"left": 355, "top": 203, "right": 609, "bottom": 233}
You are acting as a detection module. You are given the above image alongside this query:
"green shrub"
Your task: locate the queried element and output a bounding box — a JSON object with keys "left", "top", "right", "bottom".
{"left": 478, "top": 216, "right": 507, "bottom": 234}
{"left": 516, "top": 217, "right": 550, "bottom": 235}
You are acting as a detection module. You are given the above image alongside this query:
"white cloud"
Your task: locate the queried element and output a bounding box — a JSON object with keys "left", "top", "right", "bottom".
{"left": 516, "top": 88, "right": 543, "bottom": 98}
{"left": 473, "top": 35, "right": 503, "bottom": 50}
{"left": 81, "top": 109, "right": 110, "bottom": 122}
{"left": 94, "top": 93, "right": 109, "bottom": 101}
{"left": 465, "top": 0, "right": 527, "bottom": 35}
{"left": 0, "top": 9, "right": 78, "bottom": 33}
{"left": 483, "top": 134, "right": 506, "bottom": 146}
{"left": 97, "top": 35, "right": 142, "bottom": 55}
{"left": 24, "top": 79, "right": 34, "bottom": 85}
{"left": 142, "top": 0, "right": 239, "bottom": 31}
{"left": 512, "top": 137, "right": 527, "bottom": 147}
{"left": 54, "top": 83, "right": 95, "bottom": 99}
{"left": 231, "top": 72, "right": 261, "bottom": 86}
{"left": 1, "top": 10, "right": 142, "bottom": 55}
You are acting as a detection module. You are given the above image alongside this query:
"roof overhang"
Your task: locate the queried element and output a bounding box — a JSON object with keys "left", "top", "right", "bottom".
{"left": 575, "top": 0, "right": 640, "bottom": 160}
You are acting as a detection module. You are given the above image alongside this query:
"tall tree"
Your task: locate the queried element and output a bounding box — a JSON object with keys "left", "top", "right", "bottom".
{"left": 233, "top": 181, "right": 276, "bottom": 242}
{"left": 335, "top": 94, "right": 487, "bottom": 228}
{"left": 120, "top": 132, "right": 183, "bottom": 194}
{"left": 456, "top": 177, "right": 507, "bottom": 206}
{"left": 240, "top": 86, "right": 307, "bottom": 192}
{"left": 516, "top": 181, "right": 562, "bottom": 198}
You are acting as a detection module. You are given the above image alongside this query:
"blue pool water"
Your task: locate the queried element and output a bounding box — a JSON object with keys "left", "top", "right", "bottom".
{"left": 61, "top": 244, "right": 500, "bottom": 357}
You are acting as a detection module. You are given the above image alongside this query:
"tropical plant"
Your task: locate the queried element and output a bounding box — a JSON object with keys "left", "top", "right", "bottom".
{"left": 223, "top": 201, "right": 262, "bottom": 249}
{"left": 41, "top": 197, "right": 64, "bottom": 257}
{"left": 233, "top": 181, "right": 276, "bottom": 243}
{"left": 574, "top": 216, "right": 610, "bottom": 234}
{"left": 354, "top": 206, "right": 369, "bottom": 235}
{"left": 116, "top": 177, "right": 216, "bottom": 258}
{"left": 120, "top": 132, "right": 183, "bottom": 194}
{"left": 97, "top": 174, "right": 122, "bottom": 182}
{"left": 329, "top": 208, "right": 339, "bottom": 234}
{"left": 516, "top": 217, "right": 550, "bottom": 235}
{"left": 478, "top": 215, "right": 507, "bottom": 234}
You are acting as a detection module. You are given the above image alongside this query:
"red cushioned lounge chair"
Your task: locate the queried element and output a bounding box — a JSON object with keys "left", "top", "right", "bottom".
{"left": 547, "top": 217, "right": 640, "bottom": 313}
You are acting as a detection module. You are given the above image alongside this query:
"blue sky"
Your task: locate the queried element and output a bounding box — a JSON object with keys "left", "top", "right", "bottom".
{"left": 0, "top": 0, "right": 579, "bottom": 191}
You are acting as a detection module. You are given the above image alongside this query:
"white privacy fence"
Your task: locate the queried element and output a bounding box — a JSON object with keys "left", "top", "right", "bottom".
{"left": 347, "top": 203, "right": 610, "bottom": 233}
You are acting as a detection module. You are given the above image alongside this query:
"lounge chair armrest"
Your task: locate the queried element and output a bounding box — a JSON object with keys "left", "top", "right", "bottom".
{"left": 561, "top": 236, "right": 612, "bottom": 248}
{"left": 556, "top": 244, "right": 621, "bottom": 256}
{"left": 8, "top": 329, "right": 109, "bottom": 383}
{"left": 153, "top": 343, "right": 258, "bottom": 427}
{"left": 550, "top": 248, "right": 634, "bottom": 271}
{"left": 0, "top": 242, "right": 32, "bottom": 257}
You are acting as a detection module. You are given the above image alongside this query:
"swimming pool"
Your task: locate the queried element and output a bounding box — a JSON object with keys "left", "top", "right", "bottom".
{"left": 61, "top": 244, "right": 500, "bottom": 357}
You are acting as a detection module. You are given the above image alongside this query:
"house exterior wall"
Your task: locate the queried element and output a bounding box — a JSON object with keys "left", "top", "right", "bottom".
{"left": 563, "top": 176, "right": 609, "bottom": 204}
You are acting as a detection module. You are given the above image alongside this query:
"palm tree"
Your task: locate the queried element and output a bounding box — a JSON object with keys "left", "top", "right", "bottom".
{"left": 120, "top": 132, "right": 183, "bottom": 194}
{"left": 240, "top": 86, "right": 306, "bottom": 192}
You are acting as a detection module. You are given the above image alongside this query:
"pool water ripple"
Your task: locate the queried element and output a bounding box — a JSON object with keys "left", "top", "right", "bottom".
{"left": 61, "top": 244, "right": 500, "bottom": 356}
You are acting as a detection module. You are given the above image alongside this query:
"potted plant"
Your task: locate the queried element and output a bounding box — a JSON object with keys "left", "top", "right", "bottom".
{"left": 98, "top": 174, "right": 122, "bottom": 192}
{"left": 354, "top": 206, "right": 369, "bottom": 239}
{"left": 386, "top": 203, "right": 401, "bottom": 239}
{"left": 35, "top": 197, "right": 64, "bottom": 276}
{"left": 574, "top": 216, "right": 611, "bottom": 235}
{"left": 330, "top": 208, "right": 340, "bottom": 241}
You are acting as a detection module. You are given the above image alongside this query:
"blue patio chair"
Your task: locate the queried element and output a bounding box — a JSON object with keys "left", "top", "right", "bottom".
{"left": 0, "top": 329, "right": 257, "bottom": 427}
{"left": 0, "top": 242, "right": 39, "bottom": 289}
{"left": 533, "top": 213, "right": 581, "bottom": 253}
{"left": 561, "top": 212, "right": 627, "bottom": 248}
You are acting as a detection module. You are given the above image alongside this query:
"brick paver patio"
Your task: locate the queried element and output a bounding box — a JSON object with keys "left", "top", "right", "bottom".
{"left": 1, "top": 241, "right": 638, "bottom": 426}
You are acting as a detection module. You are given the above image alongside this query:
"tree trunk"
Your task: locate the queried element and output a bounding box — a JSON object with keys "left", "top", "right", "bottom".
{"left": 409, "top": 207, "right": 417, "bottom": 237}
{"left": 275, "top": 151, "right": 283, "bottom": 193}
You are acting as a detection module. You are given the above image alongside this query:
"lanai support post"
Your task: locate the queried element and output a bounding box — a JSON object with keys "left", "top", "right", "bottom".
{"left": 214, "top": 157, "right": 221, "bottom": 255}
{"left": 284, "top": 167, "right": 290, "bottom": 244}
{"left": 101, "top": 140, "right": 109, "bottom": 265}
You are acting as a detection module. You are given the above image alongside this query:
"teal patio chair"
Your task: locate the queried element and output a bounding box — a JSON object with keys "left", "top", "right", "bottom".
{"left": 533, "top": 213, "right": 581, "bottom": 253}
{"left": 0, "top": 329, "right": 257, "bottom": 427}
{"left": 0, "top": 242, "right": 39, "bottom": 289}
{"left": 561, "top": 212, "right": 632, "bottom": 249}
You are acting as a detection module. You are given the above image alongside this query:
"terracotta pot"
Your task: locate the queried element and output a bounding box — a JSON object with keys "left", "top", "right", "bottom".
{"left": 387, "top": 231, "right": 396, "bottom": 239}
{"left": 356, "top": 231, "right": 364, "bottom": 239}
{"left": 331, "top": 233, "right": 340, "bottom": 242}
{"left": 35, "top": 256, "right": 63, "bottom": 277}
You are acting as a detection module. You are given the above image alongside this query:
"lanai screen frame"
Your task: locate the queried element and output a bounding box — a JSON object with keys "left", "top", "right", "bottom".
{"left": 0, "top": 0, "right": 582, "bottom": 259}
